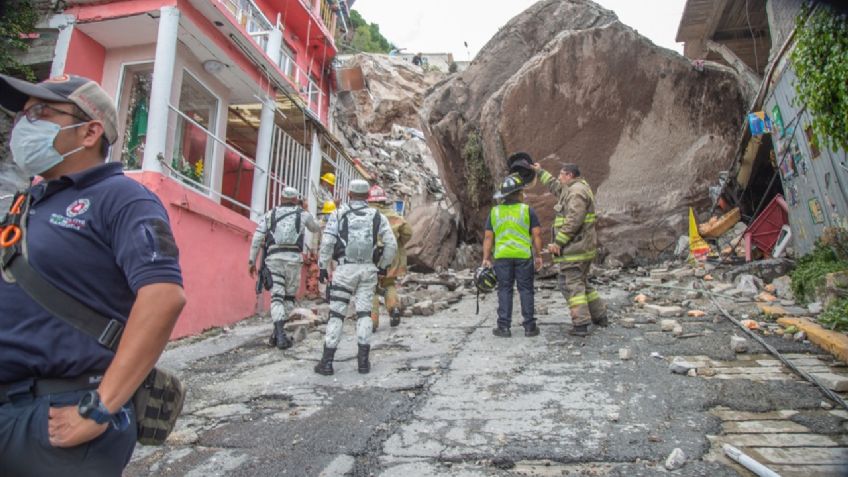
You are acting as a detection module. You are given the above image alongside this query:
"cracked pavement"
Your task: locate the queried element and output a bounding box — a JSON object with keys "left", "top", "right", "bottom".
{"left": 126, "top": 271, "right": 847, "bottom": 476}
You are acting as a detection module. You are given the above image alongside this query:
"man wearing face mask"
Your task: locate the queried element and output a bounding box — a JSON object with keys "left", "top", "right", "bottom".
{"left": 0, "top": 74, "right": 186, "bottom": 476}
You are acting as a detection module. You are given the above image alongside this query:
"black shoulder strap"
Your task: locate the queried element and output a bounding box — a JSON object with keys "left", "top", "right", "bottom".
{"left": 372, "top": 209, "right": 381, "bottom": 248}
{"left": 1, "top": 192, "right": 123, "bottom": 351}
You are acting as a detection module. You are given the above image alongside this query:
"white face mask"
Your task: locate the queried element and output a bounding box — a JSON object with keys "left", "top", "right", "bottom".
{"left": 10, "top": 119, "right": 86, "bottom": 176}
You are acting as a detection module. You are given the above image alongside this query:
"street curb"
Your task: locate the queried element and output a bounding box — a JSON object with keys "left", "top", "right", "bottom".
{"left": 778, "top": 317, "right": 848, "bottom": 364}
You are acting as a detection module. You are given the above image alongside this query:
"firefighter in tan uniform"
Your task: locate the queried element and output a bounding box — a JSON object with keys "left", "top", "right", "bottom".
{"left": 367, "top": 185, "right": 413, "bottom": 330}
{"left": 533, "top": 160, "right": 607, "bottom": 336}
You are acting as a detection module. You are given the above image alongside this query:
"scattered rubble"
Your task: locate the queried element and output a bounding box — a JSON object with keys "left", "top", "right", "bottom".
{"left": 665, "top": 448, "right": 687, "bottom": 470}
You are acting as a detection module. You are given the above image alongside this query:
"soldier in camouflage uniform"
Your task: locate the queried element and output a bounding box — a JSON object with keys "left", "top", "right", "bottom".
{"left": 315, "top": 180, "right": 397, "bottom": 375}
{"left": 533, "top": 159, "right": 607, "bottom": 336}
{"left": 249, "top": 187, "right": 320, "bottom": 349}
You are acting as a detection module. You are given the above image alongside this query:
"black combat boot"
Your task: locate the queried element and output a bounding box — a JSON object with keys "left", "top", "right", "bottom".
{"left": 389, "top": 308, "right": 401, "bottom": 327}
{"left": 357, "top": 344, "right": 371, "bottom": 374}
{"left": 492, "top": 326, "right": 512, "bottom": 337}
{"left": 569, "top": 324, "right": 590, "bottom": 337}
{"left": 314, "top": 345, "right": 336, "bottom": 375}
{"left": 524, "top": 324, "right": 540, "bottom": 337}
{"left": 274, "top": 321, "right": 293, "bottom": 350}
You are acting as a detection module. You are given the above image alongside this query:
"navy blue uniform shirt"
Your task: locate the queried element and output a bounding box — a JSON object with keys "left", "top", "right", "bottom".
{"left": 0, "top": 163, "right": 183, "bottom": 383}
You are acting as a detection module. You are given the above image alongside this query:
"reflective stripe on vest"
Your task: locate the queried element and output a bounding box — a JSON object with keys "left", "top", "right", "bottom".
{"left": 492, "top": 203, "right": 532, "bottom": 259}
{"left": 553, "top": 212, "right": 596, "bottom": 229}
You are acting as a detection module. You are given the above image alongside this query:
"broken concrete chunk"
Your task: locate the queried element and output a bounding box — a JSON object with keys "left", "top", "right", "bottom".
{"left": 672, "top": 325, "right": 684, "bottom": 337}
{"left": 665, "top": 448, "right": 686, "bottom": 470}
{"left": 619, "top": 348, "right": 632, "bottom": 360}
{"left": 735, "top": 274, "right": 763, "bottom": 295}
{"left": 730, "top": 335, "right": 749, "bottom": 353}
{"left": 686, "top": 368, "right": 697, "bottom": 377}
{"left": 770, "top": 275, "right": 794, "bottom": 299}
{"left": 660, "top": 319, "right": 679, "bottom": 332}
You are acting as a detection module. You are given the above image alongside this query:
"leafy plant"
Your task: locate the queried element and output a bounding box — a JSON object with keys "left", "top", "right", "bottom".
{"left": 337, "top": 9, "right": 394, "bottom": 54}
{"left": 819, "top": 297, "right": 848, "bottom": 331}
{"left": 0, "top": 0, "right": 40, "bottom": 80}
{"left": 791, "top": 4, "right": 848, "bottom": 151}
{"left": 462, "top": 129, "right": 490, "bottom": 209}
{"left": 791, "top": 241, "right": 848, "bottom": 303}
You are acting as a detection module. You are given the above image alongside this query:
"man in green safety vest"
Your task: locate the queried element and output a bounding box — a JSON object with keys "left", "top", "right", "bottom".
{"left": 481, "top": 173, "right": 543, "bottom": 337}
{"left": 532, "top": 159, "right": 607, "bottom": 336}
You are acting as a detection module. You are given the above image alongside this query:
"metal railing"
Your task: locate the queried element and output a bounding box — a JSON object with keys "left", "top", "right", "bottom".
{"left": 267, "top": 124, "right": 312, "bottom": 210}
{"left": 218, "top": 0, "right": 272, "bottom": 49}
{"left": 168, "top": 104, "right": 264, "bottom": 216}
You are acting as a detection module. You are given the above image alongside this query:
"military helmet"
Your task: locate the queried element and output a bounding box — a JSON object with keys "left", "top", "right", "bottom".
{"left": 474, "top": 266, "right": 497, "bottom": 293}
{"left": 493, "top": 173, "right": 526, "bottom": 200}
{"left": 349, "top": 179, "right": 370, "bottom": 195}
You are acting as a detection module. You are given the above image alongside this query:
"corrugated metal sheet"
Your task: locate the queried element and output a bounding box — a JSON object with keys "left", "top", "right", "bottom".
{"left": 764, "top": 62, "right": 848, "bottom": 255}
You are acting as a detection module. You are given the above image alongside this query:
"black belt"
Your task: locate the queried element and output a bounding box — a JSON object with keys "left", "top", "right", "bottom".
{"left": 0, "top": 372, "right": 103, "bottom": 404}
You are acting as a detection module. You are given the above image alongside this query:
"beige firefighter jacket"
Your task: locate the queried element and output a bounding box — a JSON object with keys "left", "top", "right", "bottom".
{"left": 539, "top": 170, "right": 598, "bottom": 263}
{"left": 371, "top": 204, "right": 413, "bottom": 277}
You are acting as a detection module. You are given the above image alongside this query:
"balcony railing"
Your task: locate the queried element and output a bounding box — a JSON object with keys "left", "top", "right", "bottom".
{"left": 218, "top": 0, "right": 272, "bottom": 50}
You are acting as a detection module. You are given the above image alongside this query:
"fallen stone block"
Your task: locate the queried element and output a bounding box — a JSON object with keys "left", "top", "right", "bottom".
{"left": 735, "top": 274, "right": 763, "bottom": 295}
{"left": 660, "top": 319, "right": 679, "bottom": 332}
{"left": 771, "top": 275, "right": 794, "bottom": 299}
{"left": 672, "top": 325, "right": 684, "bottom": 337}
{"left": 810, "top": 373, "right": 848, "bottom": 392}
{"left": 665, "top": 448, "right": 686, "bottom": 470}
{"left": 730, "top": 335, "right": 749, "bottom": 353}
{"left": 670, "top": 359, "right": 696, "bottom": 375}
{"left": 646, "top": 304, "right": 684, "bottom": 317}
{"left": 619, "top": 348, "right": 632, "bottom": 360}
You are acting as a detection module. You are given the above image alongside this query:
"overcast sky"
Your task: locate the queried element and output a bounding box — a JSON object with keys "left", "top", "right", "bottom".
{"left": 352, "top": 0, "right": 687, "bottom": 61}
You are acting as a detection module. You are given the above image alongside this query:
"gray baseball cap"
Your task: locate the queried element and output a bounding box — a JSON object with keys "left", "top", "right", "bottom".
{"left": 0, "top": 73, "right": 118, "bottom": 144}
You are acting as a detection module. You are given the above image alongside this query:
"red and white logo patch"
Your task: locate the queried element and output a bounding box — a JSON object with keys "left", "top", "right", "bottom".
{"left": 66, "top": 198, "right": 91, "bottom": 217}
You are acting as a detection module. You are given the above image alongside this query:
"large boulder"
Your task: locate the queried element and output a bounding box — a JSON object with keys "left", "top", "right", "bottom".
{"left": 405, "top": 201, "right": 458, "bottom": 272}
{"left": 421, "top": 0, "right": 746, "bottom": 266}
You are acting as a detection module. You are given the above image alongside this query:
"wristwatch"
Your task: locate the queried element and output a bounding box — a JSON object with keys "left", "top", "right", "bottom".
{"left": 78, "top": 390, "right": 130, "bottom": 430}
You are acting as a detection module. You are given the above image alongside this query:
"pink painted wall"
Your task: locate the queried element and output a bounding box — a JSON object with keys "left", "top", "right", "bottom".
{"left": 130, "top": 171, "right": 260, "bottom": 338}
{"left": 65, "top": 29, "right": 106, "bottom": 83}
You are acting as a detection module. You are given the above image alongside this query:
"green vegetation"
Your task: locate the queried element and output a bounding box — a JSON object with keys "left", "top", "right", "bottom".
{"left": 0, "top": 0, "right": 40, "bottom": 80}
{"left": 462, "top": 129, "right": 490, "bottom": 210}
{"left": 338, "top": 9, "right": 394, "bottom": 54}
{"left": 790, "top": 241, "right": 848, "bottom": 303}
{"left": 819, "top": 297, "right": 848, "bottom": 331}
{"left": 791, "top": 4, "right": 848, "bottom": 151}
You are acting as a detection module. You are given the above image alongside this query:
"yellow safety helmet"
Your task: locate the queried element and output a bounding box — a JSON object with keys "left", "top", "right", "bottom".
{"left": 321, "top": 200, "right": 337, "bottom": 214}
{"left": 320, "top": 172, "right": 336, "bottom": 186}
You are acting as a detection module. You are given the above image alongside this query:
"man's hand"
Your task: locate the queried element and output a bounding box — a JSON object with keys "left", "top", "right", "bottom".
{"left": 48, "top": 406, "right": 108, "bottom": 448}
{"left": 481, "top": 258, "right": 492, "bottom": 269}
{"left": 319, "top": 269, "right": 329, "bottom": 283}
{"left": 248, "top": 262, "right": 256, "bottom": 278}
{"left": 534, "top": 256, "right": 543, "bottom": 271}
{"left": 547, "top": 243, "right": 561, "bottom": 256}
{"left": 531, "top": 162, "right": 542, "bottom": 171}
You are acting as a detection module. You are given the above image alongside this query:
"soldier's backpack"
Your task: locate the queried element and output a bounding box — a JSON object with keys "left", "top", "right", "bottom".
{"left": 268, "top": 207, "right": 305, "bottom": 252}
{"left": 333, "top": 205, "right": 381, "bottom": 264}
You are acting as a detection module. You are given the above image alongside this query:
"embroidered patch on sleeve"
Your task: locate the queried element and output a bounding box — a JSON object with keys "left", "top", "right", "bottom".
{"left": 143, "top": 218, "right": 179, "bottom": 260}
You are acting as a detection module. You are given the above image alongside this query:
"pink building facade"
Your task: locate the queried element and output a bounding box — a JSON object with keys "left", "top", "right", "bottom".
{"left": 49, "top": 0, "right": 361, "bottom": 338}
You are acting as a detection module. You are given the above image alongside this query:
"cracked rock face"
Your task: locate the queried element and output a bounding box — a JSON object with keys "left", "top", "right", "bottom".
{"left": 421, "top": 0, "right": 746, "bottom": 266}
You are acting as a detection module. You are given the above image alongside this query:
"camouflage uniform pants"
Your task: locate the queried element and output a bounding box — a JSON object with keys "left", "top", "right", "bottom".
{"left": 266, "top": 254, "right": 302, "bottom": 323}
{"left": 558, "top": 261, "right": 606, "bottom": 327}
{"left": 325, "top": 263, "right": 378, "bottom": 348}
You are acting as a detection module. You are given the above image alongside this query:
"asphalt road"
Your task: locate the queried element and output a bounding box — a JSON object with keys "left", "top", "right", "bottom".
{"left": 126, "top": 271, "right": 848, "bottom": 477}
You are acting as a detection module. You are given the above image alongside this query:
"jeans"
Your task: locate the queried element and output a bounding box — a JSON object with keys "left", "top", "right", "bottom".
{"left": 493, "top": 258, "right": 535, "bottom": 329}
{"left": 0, "top": 389, "right": 136, "bottom": 477}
